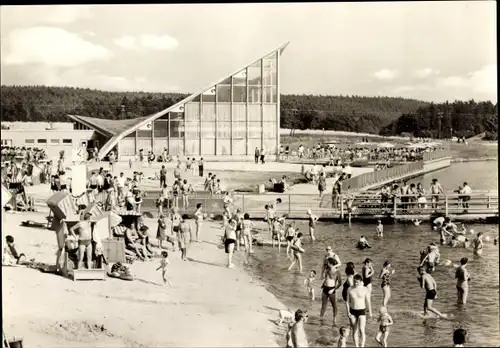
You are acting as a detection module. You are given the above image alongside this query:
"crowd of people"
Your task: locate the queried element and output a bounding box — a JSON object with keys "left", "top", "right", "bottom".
{"left": 1, "top": 145, "right": 48, "bottom": 164}
{"left": 279, "top": 212, "right": 494, "bottom": 348}
{"left": 278, "top": 142, "right": 444, "bottom": 164}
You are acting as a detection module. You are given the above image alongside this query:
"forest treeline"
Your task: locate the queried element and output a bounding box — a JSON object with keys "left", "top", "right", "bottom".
{"left": 0, "top": 85, "right": 496, "bottom": 139}
{"left": 380, "top": 100, "right": 498, "bottom": 140}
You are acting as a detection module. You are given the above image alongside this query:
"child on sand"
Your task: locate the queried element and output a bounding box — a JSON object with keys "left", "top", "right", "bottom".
{"left": 304, "top": 270, "right": 316, "bottom": 300}
{"left": 337, "top": 326, "right": 350, "bottom": 348}
{"left": 375, "top": 306, "right": 393, "bottom": 347}
{"left": 156, "top": 251, "right": 172, "bottom": 286}
{"left": 376, "top": 220, "right": 383, "bottom": 238}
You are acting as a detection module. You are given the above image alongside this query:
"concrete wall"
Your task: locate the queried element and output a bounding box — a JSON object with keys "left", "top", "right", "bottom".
{"left": 423, "top": 157, "right": 452, "bottom": 172}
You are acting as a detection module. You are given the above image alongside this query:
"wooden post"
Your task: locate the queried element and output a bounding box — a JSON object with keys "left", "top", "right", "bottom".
{"left": 445, "top": 196, "right": 449, "bottom": 216}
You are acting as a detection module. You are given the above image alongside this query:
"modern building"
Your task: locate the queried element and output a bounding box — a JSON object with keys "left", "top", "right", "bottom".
{"left": 67, "top": 42, "right": 288, "bottom": 161}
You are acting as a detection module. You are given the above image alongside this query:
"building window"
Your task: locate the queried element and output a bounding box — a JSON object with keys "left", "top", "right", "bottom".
{"left": 248, "top": 86, "right": 261, "bottom": 103}
{"left": 50, "top": 139, "right": 60, "bottom": 145}
{"left": 263, "top": 87, "right": 277, "bottom": 103}
{"left": 37, "top": 139, "right": 47, "bottom": 144}
{"left": 62, "top": 139, "right": 73, "bottom": 144}
{"left": 25, "top": 139, "right": 35, "bottom": 144}
{"left": 217, "top": 85, "right": 231, "bottom": 103}
{"left": 232, "top": 86, "right": 247, "bottom": 103}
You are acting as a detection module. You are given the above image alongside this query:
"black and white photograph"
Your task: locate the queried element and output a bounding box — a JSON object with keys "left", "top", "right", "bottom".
{"left": 1, "top": 2, "right": 497, "bottom": 347}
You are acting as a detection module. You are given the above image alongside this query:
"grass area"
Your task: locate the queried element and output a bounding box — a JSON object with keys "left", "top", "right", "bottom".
{"left": 448, "top": 141, "right": 498, "bottom": 160}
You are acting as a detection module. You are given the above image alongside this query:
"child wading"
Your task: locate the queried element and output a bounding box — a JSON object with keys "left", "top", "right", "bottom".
{"left": 375, "top": 306, "right": 393, "bottom": 347}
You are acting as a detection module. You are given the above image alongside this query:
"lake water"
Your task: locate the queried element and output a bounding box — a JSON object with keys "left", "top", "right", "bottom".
{"left": 245, "top": 161, "right": 499, "bottom": 347}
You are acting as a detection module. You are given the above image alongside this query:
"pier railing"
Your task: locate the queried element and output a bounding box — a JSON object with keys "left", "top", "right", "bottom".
{"left": 423, "top": 149, "right": 450, "bottom": 161}
{"left": 229, "top": 192, "right": 498, "bottom": 220}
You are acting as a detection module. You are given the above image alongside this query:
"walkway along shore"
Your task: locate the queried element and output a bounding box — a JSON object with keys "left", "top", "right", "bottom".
{"left": 2, "top": 211, "right": 287, "bottom": 347}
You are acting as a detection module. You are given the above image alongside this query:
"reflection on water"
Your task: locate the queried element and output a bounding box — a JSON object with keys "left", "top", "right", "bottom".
{"left": 247, "top": 222, "right": 499, "bottom": 347}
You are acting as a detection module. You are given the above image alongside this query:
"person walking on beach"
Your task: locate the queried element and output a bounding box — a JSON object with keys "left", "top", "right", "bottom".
{"left": 455, "top": 257, "right": 471, "bottom": 305}
{"left": 178, "top": 215, "right": 191, "bottom": 261}
{"left": 417, "top": 266, "right": 449, "bottom": 319}
{"left": 320, "top": 257, "right": 342, "bottom": 326}
{"left": 198, "top": 158, "right": 204, "bottom": 177}
{"left": 254, "top": 147, "right": 260, "bottom": 164}
{"left": 288, "top": 233, "right": 304, "bottom": 273}
{"left": 223, "top": 219, "right": 237, "bottom": 268}
{"left": 346, "top": 274, "right": 372, "bottom": 348}
{"left": 194, "top": 203, "right": 205, "bottom": 242}
{"left": 379, "top": 261, "right": 395, "bottom": 307}
{"left": 286, "top": 309, "right": 309, "bottom": 348}
{"left": 317, "top": 172, "right": 327, "bottom": 198}
{"left": 156, "top": 251, "right": 172, "bottom": 287}
{"left": 306, "top": 209, "right": 319, "bottom": 241}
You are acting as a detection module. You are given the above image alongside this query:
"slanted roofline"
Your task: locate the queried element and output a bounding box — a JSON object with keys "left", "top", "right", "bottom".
{"left": 98, "top": 41, "right": 289, "bottom": 159}
{"left": 66, "top": 114, "right": 113, "bottom": 137}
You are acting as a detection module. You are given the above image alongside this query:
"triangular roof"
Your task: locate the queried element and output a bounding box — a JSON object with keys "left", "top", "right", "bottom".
{"left": 96, "top": 41, "right": 289, "bottom": 159}
{"left": 67, "top": 114, "right": 153, "bottom": 137}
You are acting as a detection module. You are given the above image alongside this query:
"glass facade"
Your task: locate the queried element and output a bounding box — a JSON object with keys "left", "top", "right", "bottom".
{"left": 117, "top": 49, "right": 281, "bottom": 157}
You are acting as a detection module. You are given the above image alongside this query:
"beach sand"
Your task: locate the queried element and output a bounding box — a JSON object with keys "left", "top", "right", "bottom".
{"left": 2, "top": 211, "right": 288, "bottom": 347}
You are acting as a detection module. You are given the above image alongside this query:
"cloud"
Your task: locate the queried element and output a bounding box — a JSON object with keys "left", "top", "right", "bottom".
{"left": 435, "top": 64, "right": 496, "bottom": 99}
{"left": 372, "top": 69, "right": 398, "bottom": 81}
{"left": 114, "top": 36, "right": 137, "bottom": 50}
{"left": 114, "top": 34, "right": 179, "bottom": 51}
{"left": 83, "top": 31, "right": 96, "bottom": 36}
{"left": 3, "top": 27, "right": 111, "bottom": 67}
{"left": 412, "top": 68, "right": 440, "bottom": 79}
{"left": 0, "top": 5, "right": 92, "bottom": 27}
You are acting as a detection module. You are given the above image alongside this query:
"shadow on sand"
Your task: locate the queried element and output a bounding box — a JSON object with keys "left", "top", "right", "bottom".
{"left": 186, "top": 257, "right": 226, "bottom": 268}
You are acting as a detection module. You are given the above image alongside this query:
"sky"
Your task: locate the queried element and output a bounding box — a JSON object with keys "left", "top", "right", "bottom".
{"left": 0, "top": 2, "right": 497, "bottom": 103}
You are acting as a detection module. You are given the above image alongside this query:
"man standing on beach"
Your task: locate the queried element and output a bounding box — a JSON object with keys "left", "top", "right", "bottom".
{"left": 286, "top": 309, "right": 309, "bottom": 348}
{"left": 346, "top": 274, "right": 371, "bottom": 347}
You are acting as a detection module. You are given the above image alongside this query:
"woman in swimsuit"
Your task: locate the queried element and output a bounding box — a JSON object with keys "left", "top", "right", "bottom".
{"left": 342, "top": 262, "right": 356, "bottom": 305}
{"left": 362, "top": 258, "right": 374, "bottom": 314}
{"left": 242, "top": 213, "right": 255, "bottom": 263}
{"left": 307, "top": 209, "right": 318, "bottom": 241}
{"left": 285, "top": 222, "right": 297, "bottom": 258}
{"left": 379, "top": 261, "right": 395, "bottom": 307}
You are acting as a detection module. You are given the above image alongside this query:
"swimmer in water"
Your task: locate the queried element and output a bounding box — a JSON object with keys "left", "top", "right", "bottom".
{"left": 288, "top": 233, "right": 304, "bottom": 273}
{"left": 412, "top": 218, "right": 421, "bottom": 226}
{"left": 417, "top": 266, "right": 448, "bottom": 319}
{"left": 463, "top": 238, "right": 470, "bottom": 248}
{"left": 375, "top": 306, "right": 393, "bottom": 347}
{"left": 453, "top": 328, "right": 467, "bottom": 347}
{"left": 455, "top": 257, "right": 471, "bottom": 305}
{"left": 306, "top": 209, "right": 319, "bottom": 242}
{"left": 448, "top": 236, "right": 459, "bottom": 248}
{"left": 376, "top": 220, "right": 383, "bottom": 238}
{"left": 357, "top": 235, "right": 371, "bottom": 249}
{"left": 473, "top": 232, "right": 484, "bottom": 256}
{"left": 420, "top": 244, "right": 439, "bottom": 273}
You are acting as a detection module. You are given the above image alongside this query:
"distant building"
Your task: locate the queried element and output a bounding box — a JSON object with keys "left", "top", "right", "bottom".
{"left": 68, "top": 42, "right": 289, "bottom": 160}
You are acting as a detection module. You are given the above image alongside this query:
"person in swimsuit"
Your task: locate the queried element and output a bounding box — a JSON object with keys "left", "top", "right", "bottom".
{"left": 242, "top": 213, "right": 255, "bottom": 264}
{"left": 417, "top": 266, "right": 448, "bottom": 318}
{"left": 420, "top": 244, "right": 439, "bottom": 273}
{"left": 171, "top": 207, "right": 182, "bottom": 236}
{"left": 429, "top": 178, "right": 445, "bottom": 210}
{"left": 346, "top": 274, "right": 372, "bottom": 347}
{"left": 342, "top": 262, "right": 356, "bottom": 303}
{"left": 362, "top": 258, "right": 374, "bottom": 315}
{"left": 224, "top": 219, "right": 237, "bottom": 268}
{"left": 455, "top": 257, "right": 471, "bottom": 304}
{"left": 320, "top": 257, "right": 342, "bottom": 326}
{"left": 304, "top": 270, "right": 317, "bottom": 301}
{"left": 473, "top": 232, "right": 484, "bottom": 255}
{"left": 336, "top": 326, "right": 350, "bottom": 348}
{"left": 287, "top": 309, "right": 309, "bottom": 348}
{"left": 317, "top": 172, "right": 327, "bottom": 198}
{"left": 285, "top": 222, "right": 297, "bottom": 258}
{"left": 178, "top": 215, "right": 191, "bottom": 261}
{"left": 288, "top": 233, "right": 304, "bottom": 273}
{"left": 306, "top": 209, "right": 318, "bottom": 241}
{"left": 194, "top": 203, "right": 205, "bottom": 242}
{"left": 68, "top": 213, "right": 94, "bottom": 270}
{"left": 376, "top": 220, "right": 383, "bottom": 238}
{"left": 375, "top": 306, "right": 393, "bottom": 347}
{"left": 379, "top": 261, "right": 395, "bottom": 307}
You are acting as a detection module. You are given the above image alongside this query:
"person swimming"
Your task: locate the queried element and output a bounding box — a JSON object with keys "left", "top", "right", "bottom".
{"left": 357, "top": 235, "right": 371, "bottom": 249}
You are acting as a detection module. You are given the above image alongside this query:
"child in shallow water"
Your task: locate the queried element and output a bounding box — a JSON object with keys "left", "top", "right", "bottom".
{"left": 337, "top": 326, "right": 350, "bottom": 347}
{"left": 304, "top": 270, "right": 317, "bottom": 300}
{"left": 375, "top": 306, "right": 393, "bottom": 347}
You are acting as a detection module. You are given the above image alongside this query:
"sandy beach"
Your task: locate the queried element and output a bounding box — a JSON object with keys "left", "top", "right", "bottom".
{"left": 2, "top": 210, "right": 288, "bottom": 348}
